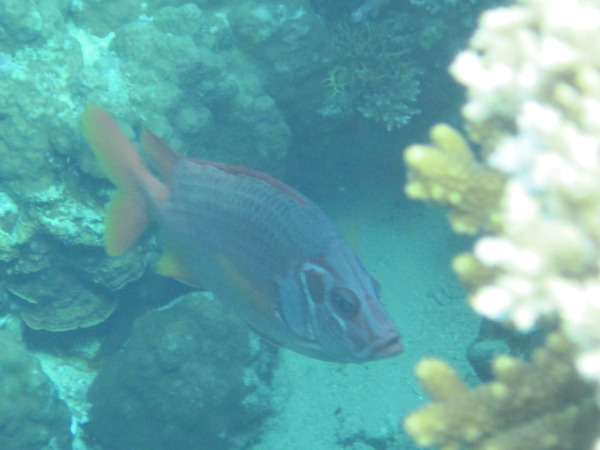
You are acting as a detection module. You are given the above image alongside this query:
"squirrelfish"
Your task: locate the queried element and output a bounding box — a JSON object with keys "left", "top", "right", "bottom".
{"left": 82, "top": 106, "right": 402, "bottom": 363}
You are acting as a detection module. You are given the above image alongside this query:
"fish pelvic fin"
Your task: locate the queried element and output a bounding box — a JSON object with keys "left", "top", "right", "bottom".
{"left": 82, "top": 106, "right": 163, "bottom": 256}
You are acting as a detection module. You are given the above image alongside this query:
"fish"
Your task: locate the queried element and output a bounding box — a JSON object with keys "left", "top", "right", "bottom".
{"left": 82, "top": 106, "right": 403, "bottom": 363}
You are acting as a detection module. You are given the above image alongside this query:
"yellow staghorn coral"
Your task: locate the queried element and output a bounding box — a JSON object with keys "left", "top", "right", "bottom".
{"left": 404, "top": 124, "right": 506, "bottom": 234}
{"left": 447, "top": 0, "right": 600, "bottom": 400}
{"left": 404, "top": 333, "right": 600, "bottom": 450}
{"left": 452, "top": 252, "right": 498, "bottom": 292}
{"left": 402, "top": 0, "right": 600, "bottom": 446}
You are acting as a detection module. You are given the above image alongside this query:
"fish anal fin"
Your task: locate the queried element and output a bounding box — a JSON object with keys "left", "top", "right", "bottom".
{"left": 155, "top": 243, "right": 202, "bottom": 288}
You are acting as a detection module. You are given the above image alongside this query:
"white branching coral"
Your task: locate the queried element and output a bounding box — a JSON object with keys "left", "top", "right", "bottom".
{"left": 450, "top": 0, "right": 600, "bottom": 412}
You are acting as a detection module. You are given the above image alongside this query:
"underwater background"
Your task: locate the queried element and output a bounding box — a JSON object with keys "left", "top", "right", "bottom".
{"left": 0, "top": 0, "right": 516, "bottom": 449}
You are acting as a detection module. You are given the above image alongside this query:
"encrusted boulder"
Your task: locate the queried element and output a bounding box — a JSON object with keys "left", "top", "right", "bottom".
{"left": 0, "top": 329, "right": 72, "bottom": 449}
{"left": 85, "top": 291, "right": 273, "bottom": 449}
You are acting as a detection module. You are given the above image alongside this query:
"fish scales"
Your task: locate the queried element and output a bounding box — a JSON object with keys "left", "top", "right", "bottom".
{"left": 160, "top": 161, "right": 349, "bottom": 342}
{"left": 82, "top": 106, "right": 403, "bottom": 363}
{"left": 164, "top": 161, "right": 341, "bottom": 275}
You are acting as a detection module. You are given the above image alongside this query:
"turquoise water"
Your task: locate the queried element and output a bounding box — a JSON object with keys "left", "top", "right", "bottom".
{"left": 0, "top": 0, "right": 505, "bottom": 449}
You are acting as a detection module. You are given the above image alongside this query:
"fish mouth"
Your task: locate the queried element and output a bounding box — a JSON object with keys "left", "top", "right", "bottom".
{"left": 369, "top": 334, "right": 404, "bottom": 360}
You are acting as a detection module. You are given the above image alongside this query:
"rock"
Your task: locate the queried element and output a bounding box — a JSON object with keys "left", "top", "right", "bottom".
{"left": 85, "top": 292, "right": 273, "bottom": 449}
{"left": 0, "top": 329, "right": 72, "bottom": 449}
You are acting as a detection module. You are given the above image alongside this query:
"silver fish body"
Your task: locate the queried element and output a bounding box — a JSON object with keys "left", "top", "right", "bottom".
{"left": 161, "top": 160, "right": 402, "bottom": 362}
{"left": 83, "top": 106, "right": 403, "bottom": 363}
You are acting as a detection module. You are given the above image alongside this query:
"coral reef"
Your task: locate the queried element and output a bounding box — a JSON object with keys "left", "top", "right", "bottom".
{"left": 0, "top": 329, "right": 73, "bottom": 449}
{"left": 450, "top": 0, "right": 600, "bottom": 401}
{"left": 229, "top": 0, "right": 332, "bottom": 143}
{"left": 0, "top": 0, "right": 313, "bottom": 331}
{"left": 0, "top": 183, "right": 150, "bottom": 331}
{"left": 404, "top": 0, "right": 600, "bottom": 447}
{"left": 404, "top": 123, "right": 505, "bottom": 234}
{"left": 465, "top": 318, "right": 543, "bottom": 382}
{"left": 323, "top": 19, "right": 421, "bottom": 130}
{"left": 0, "top": 0, "right": 67, "bottom": 53}
{"left": 404, "top": 333, "right": 599, "bottom": 449}
{"left": 85, "top": 292, "right": 273, "bottom": 450}
{"left": 0, "top": 0, "right": 509, "bottom": 333}
{"left": 318, "top": 0, "right": 507, "bottom": 130}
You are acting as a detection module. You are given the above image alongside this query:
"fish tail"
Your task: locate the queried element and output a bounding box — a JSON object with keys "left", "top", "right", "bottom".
{"left": 82, "top": 105, "right": 156, "bottom": 256}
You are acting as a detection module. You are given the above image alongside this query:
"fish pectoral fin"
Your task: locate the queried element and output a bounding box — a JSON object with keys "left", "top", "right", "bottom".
{"left": 155, "top": 243, "right": 203, "bottom": 288}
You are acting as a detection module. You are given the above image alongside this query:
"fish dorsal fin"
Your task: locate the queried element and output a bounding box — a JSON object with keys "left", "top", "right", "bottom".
{"left": 189, "top": 160, "right": 308, "bottom": 206}
{"left": 142, "top": 125, "right": 306, "bottom": 206}
{"left": 155, "top": 241, "right": 202, "bottom": 288}
{"left": 221, "top": 164, "right": 308, "bottom": 206}
{"left": 338, "top": 216, "right": 362, "bottom": 251}
{"left": 141, "top": 127, "right": 182, "bottom": 180}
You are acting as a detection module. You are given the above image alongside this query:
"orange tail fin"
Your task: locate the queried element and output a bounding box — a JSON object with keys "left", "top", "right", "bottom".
{"left": 82, "top": 106, "right": 153, "bottom": 256}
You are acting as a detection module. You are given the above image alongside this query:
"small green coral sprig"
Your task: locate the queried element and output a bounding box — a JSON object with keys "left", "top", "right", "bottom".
{"left": 323, "top": 21, "right": 420, "bottom": 130}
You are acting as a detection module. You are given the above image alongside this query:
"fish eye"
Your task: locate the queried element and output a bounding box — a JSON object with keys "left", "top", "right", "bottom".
{"left": 330, "top": 289, "right": 360, "bottom": 319}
